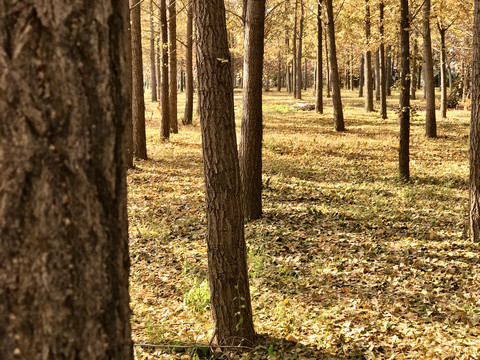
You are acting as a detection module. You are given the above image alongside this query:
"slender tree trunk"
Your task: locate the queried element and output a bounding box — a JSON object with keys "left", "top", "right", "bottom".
{"left": 130, "top": 0, "right": 147, "bottom": 159}
{"left": 411, "top": 37, "right": 418, "bottom": 100}
{"left": 193, "top": 0, "right": 256, "bottom": 343}
{"left": 375, "top": 50, "right": 380, "bottom": 100}
{"left": 0, "top": 1, "right": 133, "bottom": 358}
{"left": 469, "top": 0, "right": 480, "bottom": 241}
{"left": 277, "top": 51, "right": 282, "bottom": 91}
{"left": 325, "top": 30, "right": 331, "bottom": 98}
{"left": 399, "top": 0, "right": 411, "bottom": 181}
{"left": 386, "top": 45, "right": 392, "bottom": 96}
{"left": 423, "top": 0, "right": 437, "bottom": 137}
{"left": 316, "top": 2, "right": 323, "bottom": 114}
{"left": 325, "top": 0, "right": 345, "bottom": 131}
{"left": 297, "top": 1, "right": 303, "bottom": 100}
{"left": 379, "top": 1, "right": 387, "bottom": 119}
{"left": 168, "top": 0, "right": 178, "bottom": 133}
{"left": 293, "top": 0, "right": 298, "bottom": 98}
{"left": 364, "top": 0, "right": 374, "bottom": 112}
{"left": 157, "top": 38, "right": 162, "bottom": 100}
{"left": 438, "top": 24, "right": 447, "bottom": 119}
{"left": 447, "top": 62, "right": 453, "bottom": 94}
{"left": 150, "top": 0, "right": 158, "bottom": 102}
{"left": 126, "top": 8, "right": 134, "bottom": 168}
{"left": 304, "top": 58, "right": 308, "bottom": 90}
{"left": 183, "top": 0, "right": 194, "bottom": 125}
{"left": 240, "top": 0, "right": 266, "bottom": 221}
{"left": 359, "top": 55, "right": 365, "bottom": 97}
{"left": 160, "top": 0, "right": 170, "bottom": 139}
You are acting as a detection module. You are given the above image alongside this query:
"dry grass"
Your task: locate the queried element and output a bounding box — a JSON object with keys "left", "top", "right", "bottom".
{"left": 129, "top": 88, "right": 479, "bottom": 360}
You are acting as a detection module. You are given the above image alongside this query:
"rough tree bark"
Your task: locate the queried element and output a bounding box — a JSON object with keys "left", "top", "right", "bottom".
{"left": 168, "top": 0, "right": 178, "bottom": 133}
{"left": 160, "top": 0, "right": 170, "bottom": 140}
{"left": 150, "top": 0, "right": 157, "bottom": 102}
{"left": 399, "top": 0, "right": 411, "bottom": 181}
{"left": 325, "top": 0, "right": 345, "bottom": 131}
{"left": 183, "top": 0, "right": 194, "bottom": 125}
{"left": 375, "top": 50, "right": 380, "bottom": 101}
{"left": 423, "top": 0, "right": 437, "bottom": 137}
{"left": 0, "top": 1, "right": 133, "bottom": 359}
{"left": 316, "top": 1, "right": 323, "bottom": 114}
{"left": 364, "top": 0, "right": 374, "bottom": 112}
{"left": 239, "top": 0, "right": 266, "bottom": 221}
{"left": 193, "top": 0, "right": 256, "bottom": 344}
{"left": 130, "top": 0, "right": 147, "bottom": 159}
{"left": 470, "top": 0, "right": 480, "bottom": 242}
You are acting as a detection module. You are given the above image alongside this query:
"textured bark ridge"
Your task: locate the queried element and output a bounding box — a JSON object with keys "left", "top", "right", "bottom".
{"left": 193, "top": 0, "right": 256, "bottom": 344}
{"left": 0, "top": 2, "right": 133, "bottom": 359}
{"left": 469, "top": 0, "right": 480, "bottom": 242}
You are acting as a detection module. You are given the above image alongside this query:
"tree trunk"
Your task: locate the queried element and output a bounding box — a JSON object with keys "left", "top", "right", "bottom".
{"left": 297, "top": 1, "right": 303, "bottom": 99}
{"left": 399, "top": 0, "right": 411, "bottom": 181}
{"left": 183, "top": 0, "right": 194, "bottom": 125}
{"left": 193, "top": 0, "right": 256, "bottom": 344}
{"left": 325, "top": 0, "right": 345, "bottom": 131}
{"left": 168, "top": 0, "right": 178, "bottom": 133}
{"left": 150, "top": 0, "right": 158, "bottom": 102}
{"left": 359, "top": 55, "right": 365, "bottom": 97}
{"left": 423, "top": 0, "right": 437, "bottom": 137}
{"left": 0, "top": 1, "right": 133, "bottom": 358}
{"left": 325, "top": 29, "right": 331, "bottom": 98}
{"left": 126, "top": 8, "right": 134, "bottom": 168}
{"left": 240, "top": 0, "right": 266, "bottom": 221}
{"left": 364, "top": 0, "right": 374, "bottom": 112}
{"left": 379, "top": 1, "right": 387, "bottom": 119}
{"left": 375, "top": 50, "right": 380, "bottom": 100}
{"left": 386, "top": 45, "right": 392, "bottom": 96}
{"left": 469, "top": 0, "right": 480, "bottom": 241}
{"left": 438, "top": 24, "right": 447, "bottom": 119}
{"left": 130, "top": 0, "right": 147, "bottom": 159}
{"left": 411, "top": 37, "right": 418, "bottom": 100}
{"left": 293, "top": 0, "right": 298, "bottom": 98}
{"left": 277, "top": 51, "right": 282, "bottom": 91}
{"left": 160, "top": 0, "right": 170, "bottom": 139}
{"left": 316, "top": 2, "right": 323, "bottom": 114}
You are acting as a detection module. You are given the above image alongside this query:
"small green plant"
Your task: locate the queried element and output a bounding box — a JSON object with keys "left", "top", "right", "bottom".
{"left": 184, "top": 280, "right": 210, "bottom": 312}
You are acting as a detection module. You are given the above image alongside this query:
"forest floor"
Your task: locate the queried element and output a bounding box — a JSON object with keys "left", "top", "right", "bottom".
{"left": 129, "top": 88, "right": 480, "bottom": 360}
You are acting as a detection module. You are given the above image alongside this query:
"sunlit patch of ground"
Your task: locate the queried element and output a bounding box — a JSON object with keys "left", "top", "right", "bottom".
{"left": 129, "top": 88, "right": 479, "bottom": 359}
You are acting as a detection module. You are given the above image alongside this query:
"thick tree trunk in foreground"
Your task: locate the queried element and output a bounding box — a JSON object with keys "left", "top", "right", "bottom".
{"left": 150, "top": 0, "right": 157, "bottom": 102}
{"left": 316, "top": 2, "right": 323, "bottom": 114}
{"left": 399, "top": 0, "right": 411, "bottom": 181}
{"left": 326, "top": 0, "right": 345, "bottom": 131}
{"left": 240, "top": 0, "right": 266, "bottom": 221}
{"left": 423, "top": 0, "right": 437, "bottom": 137}
{"left": 160, "top": 0, "right": 170, "bottom": 139}
{"left": 193, "top": 0, "right": 256, "bottom": 344}
{"left": 0, "top": 1, "right": 133, "bottom": 359}
{"left": 364, "top": 0, "right": 374, "bottom": 112}
{"left": 168, "top": 0, "right": 178, "bottom": 133}
{"left": 183, "top": 1, "right": 194, "bottom": 125}
{"left": 469, "top": 0, "right": 480, "bottom": 241}
{"left": 130, "top": 0, "right": 147, "bottom": 159}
